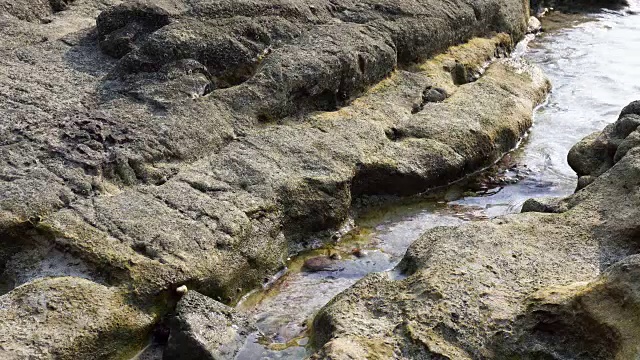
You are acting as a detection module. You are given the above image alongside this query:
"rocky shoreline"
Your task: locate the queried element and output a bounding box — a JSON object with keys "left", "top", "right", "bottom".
{"left": 312, "top": 100, "right": 640, "bottom": 359}
{"left": 0, "top": 0, "right": 632, "bottom": 358}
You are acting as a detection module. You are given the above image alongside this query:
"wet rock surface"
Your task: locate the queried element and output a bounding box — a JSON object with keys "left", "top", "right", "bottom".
{"left": 0, "top": 0, "right": 550, "bottom": 357}
{"left": 164, "top": 290, "right": 255, "bottom": 360}
{"left": 569, "top": 100, "right": 640, "bottom": 189}
{"left": 303, "top": 256, "right": 339, "bottom": 272}
{"left": 312, "top": 101, "right": 640, "bottom": 359}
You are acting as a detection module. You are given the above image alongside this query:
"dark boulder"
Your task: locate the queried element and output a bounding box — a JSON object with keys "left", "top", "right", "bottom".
{"left": 96, "top": 1, "right": 172, "bottom": 58}
{"left": 164, "top": 291, "right": 255, "bottom": 360}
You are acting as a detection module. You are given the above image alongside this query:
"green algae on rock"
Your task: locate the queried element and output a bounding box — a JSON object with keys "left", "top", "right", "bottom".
{"left": 0, "top": 0, "right": 551, "bottom": 357}
{"left": 494, "top": 255, "right": 640, "bottom": 360}
{"left": 0, "top": 277, "right": 155, "bottom": 360}
{"left": 1, "top": 0, "right": 548, "bottom": 301}
{"left": 312, "top": 101, "right": 640, "bottom": 359}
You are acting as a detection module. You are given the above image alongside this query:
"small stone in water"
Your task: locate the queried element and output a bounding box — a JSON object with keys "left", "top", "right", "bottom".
{"left": 352, "top": 248, "right": 366, "bottom": 258}
{"left": 303, "top": 256, "right": 333, "bottom": 272}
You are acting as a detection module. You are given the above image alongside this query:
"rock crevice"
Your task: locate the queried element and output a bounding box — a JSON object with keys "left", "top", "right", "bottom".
{"left": 312, "top": 100, "right": 640, "bottom": 359}
{"left": 0, "top": 0, "right": 551, "bottom": 357}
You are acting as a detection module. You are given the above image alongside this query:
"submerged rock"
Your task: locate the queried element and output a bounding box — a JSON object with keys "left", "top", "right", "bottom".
{"left": 313, "top": 100, "right": 640, "bottom": 359}
{"left": 303, "top": 256, "right": 337, "bottom": 272}
{"left": 164, "top": 291, "right": 255, "bottom": 360}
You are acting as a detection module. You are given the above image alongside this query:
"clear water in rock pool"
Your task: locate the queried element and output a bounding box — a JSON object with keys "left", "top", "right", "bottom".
{"left": 234, "top": 6, "right": 640, "bottom": 359}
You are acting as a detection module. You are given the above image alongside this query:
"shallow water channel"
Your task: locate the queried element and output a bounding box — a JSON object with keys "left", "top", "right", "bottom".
{"left": 235, "top": 6, "right": 640, "bottom": 359}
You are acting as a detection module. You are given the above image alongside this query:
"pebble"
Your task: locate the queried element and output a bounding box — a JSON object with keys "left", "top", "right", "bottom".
{"left": 351, "top": 248, "right": 366, "bottom": 258}
{"left": 302, "top": 256, "right": 333, "bottom": 272}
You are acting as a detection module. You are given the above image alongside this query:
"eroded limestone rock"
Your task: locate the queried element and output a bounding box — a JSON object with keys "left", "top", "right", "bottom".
{"left": 0, "top": 277, "right": 154, "bottom": 360}
{"left": 568, "top": 100, "right": 640, "bottom": 189}
{"left": 164, "top": 290, "right": 255, "bottom": 360}
{"left": 313, "top": 100, "right": 640, "bottom": 359}
{"left": 0, "top": 0, "right": 549, "bottom": 356}
{"left": 0, "top": 1, "right": 549, "bottom": 308}
{"left": 495, "top": 254, "right": 640, "bottom": 359}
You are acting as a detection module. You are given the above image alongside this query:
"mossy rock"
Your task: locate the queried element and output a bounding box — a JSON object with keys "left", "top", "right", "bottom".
{"left": 0, "top": 277, "right": 155, "bottom": 360}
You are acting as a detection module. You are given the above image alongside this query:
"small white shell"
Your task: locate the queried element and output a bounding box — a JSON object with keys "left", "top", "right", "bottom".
{"left": 176, "top": 285, "right": 188, "bottom": 294}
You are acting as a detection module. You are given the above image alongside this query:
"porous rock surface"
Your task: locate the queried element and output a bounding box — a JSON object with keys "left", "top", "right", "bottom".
{"left": 568, "top": 100, "right": 640, "bottom": 190}
{"left": 164, "top": 290, "right": 255, "bottom": 360}
{"left": 312, "top": 102, "right": 640, "bottom": 359}
{"left": 0, "top": 277, "right": 155, "bottom": 359}
{"left": 0, "top": 0, "right": 550, "bottom": 356}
